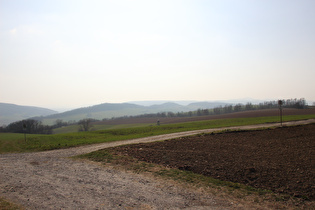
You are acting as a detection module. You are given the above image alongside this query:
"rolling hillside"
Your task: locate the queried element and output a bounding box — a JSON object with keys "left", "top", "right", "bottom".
{"left": 34, "top": 102, "right": 231, "bottom": 125}
{"left": 0, "top": 103, "right": 58, "bottom": 126}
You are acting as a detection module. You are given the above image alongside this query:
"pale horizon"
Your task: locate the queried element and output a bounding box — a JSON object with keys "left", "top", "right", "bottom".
{"left": 1, "top": 0, "right": 314, "bottom": 111}
{"left": 1, "top": 97, "right": 312, "bottom": 113}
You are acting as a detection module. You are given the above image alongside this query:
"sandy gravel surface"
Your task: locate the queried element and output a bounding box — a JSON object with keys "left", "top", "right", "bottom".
{"left": 1, "top": 119, "right": 314, "bottom": 209}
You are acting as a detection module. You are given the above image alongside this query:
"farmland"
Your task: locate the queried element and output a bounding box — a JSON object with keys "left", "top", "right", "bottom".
{"left": 94, "top": 107, "right": 315, "bottom": 125}
{"left": 52, "top": 108, "right": 315, "bottom": 133}
{"left": 83, "top": 123, "right": 315, "bottom": 208}
{"left": 1, "top": 111, "right": 315, "bottom": 153}
{"left": 111, "top": 123, "right": 315, "bottom": 199}
{"left": 1, "top": 109, "right": 314, "bottom": 209}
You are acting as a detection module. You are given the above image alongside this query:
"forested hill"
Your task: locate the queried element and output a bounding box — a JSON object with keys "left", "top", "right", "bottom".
{"left": 33, "top": 102, "right": 230, "bottom": 125}
{"left": 0, "top": 103, "right": 58, "bottom": 125}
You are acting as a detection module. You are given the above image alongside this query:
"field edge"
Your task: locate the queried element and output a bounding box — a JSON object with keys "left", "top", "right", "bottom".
{"left": 75, "top": 124, "right": 315, "bottom": 209}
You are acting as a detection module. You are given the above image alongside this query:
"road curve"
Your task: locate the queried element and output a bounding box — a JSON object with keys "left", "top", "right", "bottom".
{"left": 0, "top": 119, "right": 314, "bottom": 209}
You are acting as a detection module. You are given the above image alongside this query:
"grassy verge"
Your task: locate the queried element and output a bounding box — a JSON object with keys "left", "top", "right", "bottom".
{"left": 76, "top": 145, "right": 313, "bottom": 209}
{"left": 1, "top": 115, "right": 314, "bottom": 154}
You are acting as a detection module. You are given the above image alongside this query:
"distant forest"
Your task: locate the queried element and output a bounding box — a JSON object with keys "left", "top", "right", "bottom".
{"left": 0, "top": 98, "right": 308, "bottom": 134}
{"left": 1, "top": 119, "right": 53, "bottom": 134}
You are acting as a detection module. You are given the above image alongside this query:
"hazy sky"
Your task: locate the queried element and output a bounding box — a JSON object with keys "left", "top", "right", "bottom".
{"left": 1, "top": 0, "right": 314, "bottom": 110}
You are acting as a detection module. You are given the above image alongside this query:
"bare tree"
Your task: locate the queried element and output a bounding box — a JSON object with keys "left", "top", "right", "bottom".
{"left": 78, "top": 118, "right": 93, "bottom": 132}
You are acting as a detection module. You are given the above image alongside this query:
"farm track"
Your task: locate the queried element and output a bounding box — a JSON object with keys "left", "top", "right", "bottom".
{"left": 0, "top": 119, "right": 314, "bottom": 209}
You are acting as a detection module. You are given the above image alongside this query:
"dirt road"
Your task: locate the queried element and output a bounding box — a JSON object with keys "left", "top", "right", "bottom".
{"left": 1, "top": 119, "right": 314, "bottom": 209}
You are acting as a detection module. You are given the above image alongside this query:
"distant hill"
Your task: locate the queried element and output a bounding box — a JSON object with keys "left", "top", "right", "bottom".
{"left": 2, "top": 99, "right": 266, "bottom": 126}
{"left": 128, "top": 100, "right": 197, "bottom": 106}
{"left": 37, "top": 103, "right": 144, "bottom": 124}
{"left": 33, "top": 101, "right": 232, "bottom": 125}
{"left": 0, "top": 103, "right": 58, "bottom": 126}
{"left": 187, "top": 102, "right": 230, "bottom": 110}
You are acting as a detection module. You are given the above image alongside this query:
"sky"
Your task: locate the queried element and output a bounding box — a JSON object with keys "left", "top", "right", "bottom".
{"left": 1, "top": 0, "right": 314, "bottom": 111}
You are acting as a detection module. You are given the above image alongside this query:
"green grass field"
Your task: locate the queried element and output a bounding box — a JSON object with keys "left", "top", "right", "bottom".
{"left": 53, "top": 123, "right": 152, "bottom": 134}
{"left": 1, "top": 114, "right": 314, "bottom": 154}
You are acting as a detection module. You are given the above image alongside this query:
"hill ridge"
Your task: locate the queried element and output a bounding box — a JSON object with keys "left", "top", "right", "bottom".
{"left": 0, "top": 103, "right": 58, "bottom": 125}
{"left": 31, "top": 101, "right": 231, "bottom": 125}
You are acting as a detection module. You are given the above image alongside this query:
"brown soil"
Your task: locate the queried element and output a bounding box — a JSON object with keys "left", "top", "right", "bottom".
{"left": 111, "top": 123, "right": 315, "bottom": 201}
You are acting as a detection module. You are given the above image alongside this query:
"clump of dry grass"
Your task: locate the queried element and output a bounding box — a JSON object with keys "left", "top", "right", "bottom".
{"left": 0, "top": 197, "right": 23, "bottom": 210}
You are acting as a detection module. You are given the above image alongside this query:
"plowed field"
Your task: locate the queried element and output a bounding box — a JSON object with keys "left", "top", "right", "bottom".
{"left": 112, "top": 123, "right": 315, "bottom": 200}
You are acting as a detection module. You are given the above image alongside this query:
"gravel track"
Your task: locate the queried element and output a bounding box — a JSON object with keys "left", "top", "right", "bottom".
{"left": 1, "top": 119, "right": 314, "bottom": 209}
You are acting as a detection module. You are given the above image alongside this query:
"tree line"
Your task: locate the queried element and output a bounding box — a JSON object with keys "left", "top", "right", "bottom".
{"left": 0, "top": 118, "right": 98, "bottom": 134}
{"left": 0, "top": 119, "right": 53, "bottom": 134}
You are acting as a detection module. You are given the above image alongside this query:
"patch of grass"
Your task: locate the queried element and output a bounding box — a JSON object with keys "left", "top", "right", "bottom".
{"left": 0, "top": 197, "right": 23, "bottom": 210}
{"left": 0, "top": 133, "right": 43, "bottom": 153}
{"left": 131, "top": 162, "right": 155, "bottom": 173}
{"left": 1, "top": 115, "right": 314, "bottom": 154}
{"left": 53, "top": 123, "right": 154, "bottom": 134}
{"left": 52, "top": 124, "right": 80, "bottom": 134}
{"left": 77, "top": 150, "right": 114, "bottom": 163}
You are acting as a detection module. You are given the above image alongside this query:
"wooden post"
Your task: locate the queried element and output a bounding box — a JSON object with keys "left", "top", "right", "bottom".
{"left": 23, "top": 123, "right": 27, "bottom": 142}
{"left": 278, "top": 100, "right": 283, "bottom": 126}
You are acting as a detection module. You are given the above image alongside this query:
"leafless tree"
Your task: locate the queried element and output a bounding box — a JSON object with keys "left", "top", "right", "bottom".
{"left": 78, "top": 118, "right": 93, "bottom": 132}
